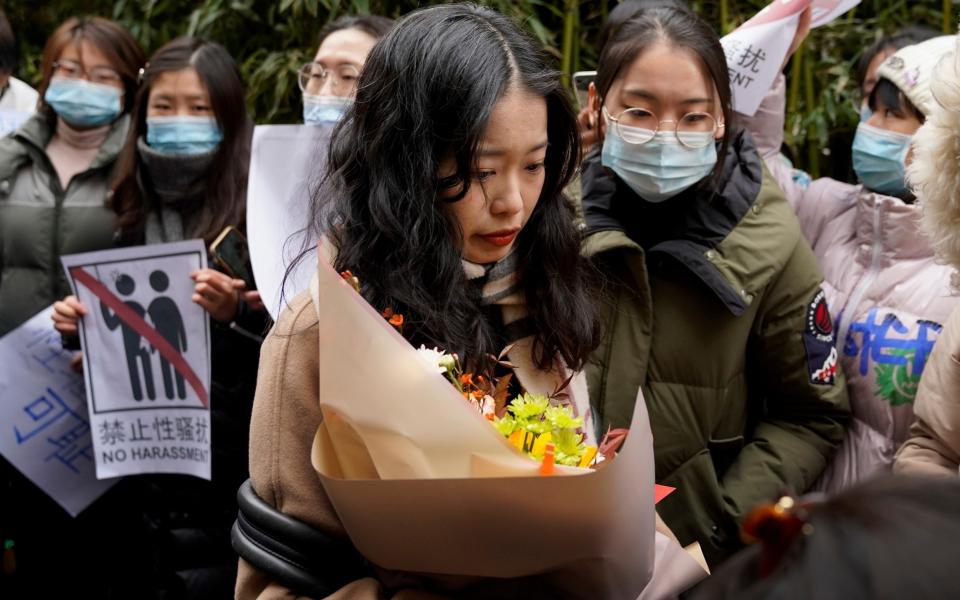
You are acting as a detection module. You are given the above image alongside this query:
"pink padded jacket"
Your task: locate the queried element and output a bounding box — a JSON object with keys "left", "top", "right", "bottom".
{"left": 742, "top": 75, "right": 958, "bottom": 492}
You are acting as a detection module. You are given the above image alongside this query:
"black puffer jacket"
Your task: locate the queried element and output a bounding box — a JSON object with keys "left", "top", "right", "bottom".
{"left": 119, "top": 233, "right": 268, "bottom": 599}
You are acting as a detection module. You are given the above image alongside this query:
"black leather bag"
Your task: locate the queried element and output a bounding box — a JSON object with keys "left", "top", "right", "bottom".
{"left": 231, "top": 479, "right": 370, "bottom": 597}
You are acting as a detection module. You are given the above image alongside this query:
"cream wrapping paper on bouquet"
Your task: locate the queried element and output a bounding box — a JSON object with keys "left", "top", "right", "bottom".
{"left": 308, "top": 243, "right": 706, "bottom": 599}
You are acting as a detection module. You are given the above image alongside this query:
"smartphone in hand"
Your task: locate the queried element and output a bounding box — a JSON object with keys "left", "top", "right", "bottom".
{"left": 209, "top": 226, "right": 256, "bottom": 290}
{"left": 572, "top": 70, "right": 596, "bottom": 111}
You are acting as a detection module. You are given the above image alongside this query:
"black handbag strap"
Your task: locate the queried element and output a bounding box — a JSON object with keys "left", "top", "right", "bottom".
{"left": 232, "top": 479, "right": 370, "bottom": 597}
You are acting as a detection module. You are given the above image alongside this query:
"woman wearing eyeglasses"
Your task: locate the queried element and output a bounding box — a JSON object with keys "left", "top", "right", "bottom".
{"left": 0, "top": 16, "right": 144, "bottom": 335}
{"left": 0, "top": 16, "right": 147, "bottom": 597}
{"left": 580, "top": 4, "right": 849, "bottom": 569}
{"left": 299, "top": 15, "right": 394, "bottom": 126}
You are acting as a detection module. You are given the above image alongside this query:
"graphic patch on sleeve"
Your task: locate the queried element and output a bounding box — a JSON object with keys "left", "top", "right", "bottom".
{"left": 803, "top": 290, "right": 837, "bottom": 385}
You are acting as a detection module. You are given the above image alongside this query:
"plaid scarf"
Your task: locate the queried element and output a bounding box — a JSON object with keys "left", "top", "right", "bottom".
{"left": 462, "top": 249, "right": 533, "bottom": 344}
{"left": 462, "top": 251, "right": 596, "bottom": 443}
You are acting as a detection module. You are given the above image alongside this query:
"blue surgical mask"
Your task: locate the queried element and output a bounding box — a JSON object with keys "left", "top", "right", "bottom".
{"left": 852, "top": 122, "right": 911, "bottom": 197}
{"left": 44, "top": 76, "right": 122, "bottom": 127}
{"left": 146, "top": 116, "right": 223, "bottom": 156}
{"left": 601, "top": 121, "right": 717, "bottom": 203}
{"left": 859, "top": 103, "right": 873, "bottom": 123}
{"left": 303, "top": 94, "right": 352, "bottom": 126}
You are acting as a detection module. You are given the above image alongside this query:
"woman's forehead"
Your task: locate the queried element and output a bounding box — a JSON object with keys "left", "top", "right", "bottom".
{"left": 479, "top": 88, "right": 548, "bottom": 154}
{"left": 622, "top": 44, "right": 712, "bottom": 98}
{"left": 314, "top": 28, "right": 377, "bottom": 66}
{"left": 58, "top": 39, "right": 115, "bottom": 69}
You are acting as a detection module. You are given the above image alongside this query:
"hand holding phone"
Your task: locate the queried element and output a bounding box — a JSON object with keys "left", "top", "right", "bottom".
{"left": 572, "top": 70, "right": 596, "bottom": 111}
{"left": 209, "top": 226, "right": 256, "bottom": 290}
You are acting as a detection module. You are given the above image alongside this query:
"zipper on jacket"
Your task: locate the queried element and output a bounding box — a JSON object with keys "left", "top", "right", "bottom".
{"left": 836, "top": 200, "right": 884, "bottom": 350}
{"left": 46, "top": 159, "right": 67, "bottom": 302}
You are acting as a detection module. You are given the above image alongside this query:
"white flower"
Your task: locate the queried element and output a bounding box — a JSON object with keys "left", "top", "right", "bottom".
{"left": 479, "top": 395, "right": 496, "bottom": 418}
{"left": 416, "top": 345, "right": 450, "bottom": 375}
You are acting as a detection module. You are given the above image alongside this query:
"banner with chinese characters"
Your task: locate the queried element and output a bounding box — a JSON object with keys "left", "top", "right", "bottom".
{"left": 0, "top": 307, "right": 115, "bottom": 516}
{"left": 62, "top": 241, "right": 212, "bottom": 480}
{"left": 722, "top": 0, "right": 860, "bottom": 116}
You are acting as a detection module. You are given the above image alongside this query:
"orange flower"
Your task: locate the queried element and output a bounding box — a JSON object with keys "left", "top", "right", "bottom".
{"left": 459, "top": 373, "right": 474, "bottom": 387}
{"left": 382, "top": 307, "right": 394, "bottom": 319}
{"left": 389, "top": 314, "right": 404, "bottom": 327}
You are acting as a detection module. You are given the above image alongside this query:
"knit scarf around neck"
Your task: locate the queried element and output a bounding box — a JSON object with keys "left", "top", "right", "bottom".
{"left": 461, "top": 251, "right": 595, "bottom": 441}
{"left": 138, "top": 136, "right": 215, "bottom": 244}
{"left": 462, "top": 249, "right": 532, "bottom": 345}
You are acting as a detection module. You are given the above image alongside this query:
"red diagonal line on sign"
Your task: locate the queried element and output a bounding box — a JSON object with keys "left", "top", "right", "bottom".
{"left": 71, "top": 266, "right": 209, "bottom": 407}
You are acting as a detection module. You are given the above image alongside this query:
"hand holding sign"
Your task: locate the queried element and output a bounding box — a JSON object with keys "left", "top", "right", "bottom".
{"left": 722, "top": 0, "right": 860, "bottom": 116}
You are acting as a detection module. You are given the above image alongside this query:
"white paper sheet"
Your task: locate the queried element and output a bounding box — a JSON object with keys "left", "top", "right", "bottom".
{"left": 0, "top": 110, "right": 30, "bottom": 136}
{"left": 246, "top": 124, "right": 333, "bottom": 320}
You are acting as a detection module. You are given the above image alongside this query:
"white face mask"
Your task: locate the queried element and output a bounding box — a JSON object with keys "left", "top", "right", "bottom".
{"left": 303, "top": 94, "right": 353, "bottom": 126}
{"left": 601, "top": 119, "right": 718, "bottom": 203}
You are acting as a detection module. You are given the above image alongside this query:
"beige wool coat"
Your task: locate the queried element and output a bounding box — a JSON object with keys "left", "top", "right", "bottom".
{"left": 895, "top": 306, "right": 960, "bottom": 476}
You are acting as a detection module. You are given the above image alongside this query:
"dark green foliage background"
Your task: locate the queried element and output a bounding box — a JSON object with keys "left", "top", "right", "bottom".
{"left": 3, "top": 1, "right": 952, "bottom": 178}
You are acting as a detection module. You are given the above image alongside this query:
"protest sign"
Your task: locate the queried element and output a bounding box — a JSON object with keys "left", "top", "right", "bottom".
{"left": 246, "top": 124, "right": 332, "bottom": 320}
{"left": 0, "top": 307, "right": 115, "bottom": 516}
{"left": 62, "top": 240, "right": 212, "bottom": 480}
{"left": 722, "top": 0, "right": 861, "bottom": 116}
{"left": 0, "top": 110, "right": 30, "bottom": 137}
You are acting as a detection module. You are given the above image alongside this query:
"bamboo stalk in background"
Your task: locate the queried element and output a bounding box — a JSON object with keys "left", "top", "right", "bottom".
{"left": 572, "top": 2, "right": 581, "bottom": 76}
{"left": 719, "top": 0, "right": 729, "bottom": 35}
{"left": 788, "top": 42, "right": 802, "bottom": 117}
{"left": 785, "top": 41, "right": 802, "bottom": 165}
{"left": 944, "top": 0, "right": 953, "bottom": 33}
{"left": 561, "top": 0, "right": 578, "bottom": 86}
{"left": 803, "top": 44, "right": 820, "bottom": 179}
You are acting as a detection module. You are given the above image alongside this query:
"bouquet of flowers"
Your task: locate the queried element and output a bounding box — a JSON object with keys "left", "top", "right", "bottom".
{"left": 411, "top": 340, "right": 634, "bottom": 473}
{"left": 313, "top": 252, "right": 706, "bottom": 599}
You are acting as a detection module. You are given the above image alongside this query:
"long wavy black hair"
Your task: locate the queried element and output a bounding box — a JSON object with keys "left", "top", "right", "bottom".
{"left": 316, "top": 3, "right": 601, "bottom": 373}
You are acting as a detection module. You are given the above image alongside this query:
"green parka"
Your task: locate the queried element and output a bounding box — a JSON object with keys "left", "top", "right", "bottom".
{"left": 0, "top": 113, "right": 128, "bottom": 335}
{"left": 581, "top": 129, "right": 850, "bottom": 567}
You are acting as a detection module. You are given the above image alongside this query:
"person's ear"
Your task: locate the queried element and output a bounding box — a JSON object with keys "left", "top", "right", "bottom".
{"left": 715, "top": 118, "right": 725, "bottom": 140}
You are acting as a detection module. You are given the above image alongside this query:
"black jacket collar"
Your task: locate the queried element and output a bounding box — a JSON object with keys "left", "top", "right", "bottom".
{"left": 581, "top": 127, "right": 763, "bottom": 316}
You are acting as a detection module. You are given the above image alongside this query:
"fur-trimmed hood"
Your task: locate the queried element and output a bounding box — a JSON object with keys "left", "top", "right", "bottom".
{"left": 908, "top": 33, "right": 960, "bottom": 285}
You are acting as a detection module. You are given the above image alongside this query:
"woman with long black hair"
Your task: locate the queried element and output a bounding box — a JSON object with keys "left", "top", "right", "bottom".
{"left": 235, "top": 4, "right": 605, "bottom": 598}
{"left": 52, "top": 37, "right": 267, "bottom": 598}
{"left": 0, "top": 16, "right": 145, "bottom": 598}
